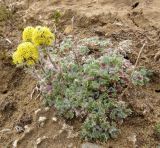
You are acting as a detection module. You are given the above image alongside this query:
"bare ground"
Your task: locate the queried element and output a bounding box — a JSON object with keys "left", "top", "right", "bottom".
{"left": 0, "top": 0, "right": 160, "bottom": 147}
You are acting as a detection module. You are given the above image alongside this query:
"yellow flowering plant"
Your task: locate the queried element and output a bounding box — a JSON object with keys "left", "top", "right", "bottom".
{"left": 12, "top": 42, "right": 39, "bottom": 66}
{"left": 22, "top": 26, "right": 55, "bottom": 46}
{"left": 13, "top": 26, "right": 56, "bottom": 68}
{"left": 22, "top": 26, "right": 35, "bottom": 42}
{"left": 32, "top": 26, "right": 55, "bottom": 46}
{"left": 11, "top": 24, "right": 152, "bottom": 142}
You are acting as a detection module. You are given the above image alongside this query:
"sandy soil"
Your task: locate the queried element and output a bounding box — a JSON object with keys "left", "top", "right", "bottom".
{"left": 0, "top": 0, "right": 160, "bottom": 147}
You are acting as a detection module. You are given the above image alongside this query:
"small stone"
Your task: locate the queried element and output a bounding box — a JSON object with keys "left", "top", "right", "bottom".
{"left": 36, "top": 137, "right": 42, "bottom": 145}
{"left": 24, "top": 125, "right": 33, "bottom": 134}
{"left": 36, "top": 136, "right": 47, "bottom": 145}
{"left": 44, "top": 107, "right": 50, "bottom": 112}
{"left": 113, "top": 22, "right": 123, "bottom": 26}
{"left": 52, "top": 117, "right": 57, "bottom": 122}
{"left": 13, "top": 140, "right": 18, "bottom": 148}
{"left": 15, "top": 125, "right": 24, "bottom": 133}
{"left": 38, "top": 116, "right": 47, "bottom": 123}
{"left": 24, "top": 125, "right": 29, "bottom": 129}
{"left": 35, "top": 108, "right": 42, "bottom": 115}
{"left": 58, "top": 129, "right": 63, "bottom": 134}
{"left": 40, "top": 122, "right": 45, "bottom": 127}
{"left": 127, "top": 133, "right": 137, "bottom": 144}
{"left": 67, "top": 143, "right": 73, "bottom": 148}
{"left": 81, "top": 142, "right": 103, "bottom": 148}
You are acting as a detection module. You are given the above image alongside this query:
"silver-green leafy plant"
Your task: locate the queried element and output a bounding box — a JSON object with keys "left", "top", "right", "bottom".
{"left": 131, "top": 68, "right": 152, "bottom": 86}
{"left": 154, "top": 123, "right": 160, "bottom": 140}
{"left": 20, "top": 34, "right": 151, "bottom": 142}
{"left": 40, "top": 36, "right": 135, "bottom": 141}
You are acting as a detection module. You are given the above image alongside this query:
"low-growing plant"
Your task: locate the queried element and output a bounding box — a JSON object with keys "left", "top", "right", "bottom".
{"left": 157, "top": 145, "right": 160, "bottom": 148}
{"left": 154, "top": 123, "right": 160, "bottom": 140}
{"left": 12, "top": 26, "right": 151, "bottom": 142}
{"left": 131, "top": 68, "right": 151, "bottom": 86}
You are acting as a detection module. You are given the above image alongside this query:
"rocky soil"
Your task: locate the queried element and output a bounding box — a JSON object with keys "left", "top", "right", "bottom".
{"left": 0, "top": 0, "right": 160, "bottom": 147}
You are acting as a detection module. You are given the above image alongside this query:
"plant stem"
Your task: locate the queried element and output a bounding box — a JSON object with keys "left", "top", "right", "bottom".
{"left": 39, "top": 60, "right": 46, "bottom": 74}
{"left": 134, "top": 41, "right": 146, "bottom": 68}
{"left": 43, "top": 44, "right": 58, "bottom": 70}
{"left": 53, "top": 23, "right": 57, "bottom": 49}
{"left": 46, "top": 50, "right": 58, "bottom": 70}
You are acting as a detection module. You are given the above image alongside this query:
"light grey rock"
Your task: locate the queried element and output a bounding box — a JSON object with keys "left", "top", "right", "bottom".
{"left": 67, "top": 143, "right": 73, "bottom": 148}
{"left": 38, "top": 116, "right": 47, "bottom": 123}
{"left": 52, "top": 117, "right": 57, "bottom": 122}
{"left": 13, "top": 140, "right": 18, "bottom": 148}
{"left": 81, "top": 142, "right": 103, "bottom": 148}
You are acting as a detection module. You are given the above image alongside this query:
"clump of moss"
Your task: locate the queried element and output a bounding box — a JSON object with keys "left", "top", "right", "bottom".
{"left": 154, "top": 123, "right": 160, "bottom": 140}
{"left": 0, "top": 3, "right": 11, "bottom": 21}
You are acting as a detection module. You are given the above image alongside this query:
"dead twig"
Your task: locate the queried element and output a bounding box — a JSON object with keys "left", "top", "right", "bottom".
{"left": 119, "top": 40, "right": 147, "bottom": 99}
{"left": 5, "top": 38, "right": 12, "bottom": 44}
{"left": 134, "top": 41, "right": 146, "bottom": 68}
{"left": 30, "top": 84, "right": 41, "bottom": 100}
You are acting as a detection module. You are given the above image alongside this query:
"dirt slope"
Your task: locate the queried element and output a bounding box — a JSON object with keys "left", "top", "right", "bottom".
{"left": 0, "top": 0, "right": 160, "bottom": 147}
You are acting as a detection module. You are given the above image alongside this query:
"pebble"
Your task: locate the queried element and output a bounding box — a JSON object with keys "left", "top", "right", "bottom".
{"left": 40, "top": 122, "right": 45, "bottom": 127}
{"left": 36, "top": 136, "right": 47, "bottom": 145}
{"left": 127, "top": 133, "right": 137, "bottom": 145}
{"left": 81, "top": 142, "right": 103, "bottom": 148}
{"left": 67, "top": 143, "right": 73, "bottom": 148}
{"left": 35, "top": 108, "right": 42, "bottom": 115}
{"left": 38, "top": 116, "right": 47, "bottom": 123}
{"left": 44, "top": 107, "right": 50, "bottom": 112}
{"left": 52, "top": 117, "right": 57, "bottom": 122}
{"left": 13, "top": 140, "right": 18, "bottom": 148}
{"left": 24, "top": 125, "right": 29, "bottom": 129}
{"left": 15, "top": 126, "right": 24, "bottom": 133}
{"left": 24, "top": 125, "right": 32, "bottom": 133}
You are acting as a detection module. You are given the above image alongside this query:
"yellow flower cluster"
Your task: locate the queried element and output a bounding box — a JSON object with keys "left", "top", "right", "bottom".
{"left": 13, "top": 42, "right": 39, "bottom": 66}
{"left": 13, "top": 26, "right": 54, "bottom": 66}
{"left": 32, "top": 26, "right": 55, "bottom": 46}
{"left": 22, "top": 26, "right": 55, "bottom": 46}
{"left": 22, "top": 26, "right": 35, "bottom": 42}
{"left": 13, "top": 26, "right": 55, "bottom": 66}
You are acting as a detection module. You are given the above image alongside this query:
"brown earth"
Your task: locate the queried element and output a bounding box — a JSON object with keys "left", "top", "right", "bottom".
{"left": 0, "top": 0, "right": 160, "bottom": 148}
